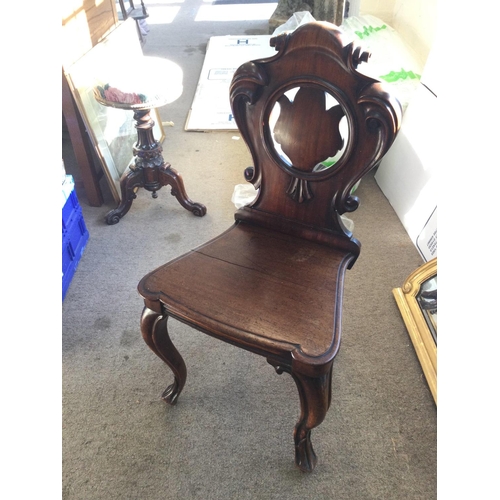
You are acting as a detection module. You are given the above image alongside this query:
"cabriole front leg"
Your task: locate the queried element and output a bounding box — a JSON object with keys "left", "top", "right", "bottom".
{"left": 140, "top": 306, "right": 187, "bottom": 405}
{"left": 268, "top": 359, "right": 333, "bottom": 472}
{"left": 290, "top": 368, "right": 332, "bottom": 472}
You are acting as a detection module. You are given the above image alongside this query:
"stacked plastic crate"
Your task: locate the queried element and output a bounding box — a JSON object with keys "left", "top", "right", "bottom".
{"left": 62, "top": 173, "right": 89, "bottom": 300}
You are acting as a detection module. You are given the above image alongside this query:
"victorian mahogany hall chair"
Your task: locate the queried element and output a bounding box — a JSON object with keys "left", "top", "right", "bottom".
{"left": 138, "top": 21, "right": 401, "bottom": 472}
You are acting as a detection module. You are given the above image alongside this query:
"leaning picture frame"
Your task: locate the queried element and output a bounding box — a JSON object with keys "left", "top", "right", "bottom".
{"left": 393, "top": 257, "right": 437, "bottom": 404}
{"left": 65, "top": 19, "right": 165, "bottom": 203}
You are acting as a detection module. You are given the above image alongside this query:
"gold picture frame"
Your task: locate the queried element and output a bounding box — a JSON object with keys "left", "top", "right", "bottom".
{"left": 393, "top": 257, "right": 437, "bottom": 404}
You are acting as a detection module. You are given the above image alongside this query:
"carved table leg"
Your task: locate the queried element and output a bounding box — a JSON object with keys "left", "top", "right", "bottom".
{"left": 158, "top": 164, "right": 207, "bottom": 217}
{"left": 105, "top": 167, "right": 144, "bottom": 225}
{"left": 140, "top": 306, "right": 187, "bottom": 405}
{"left": 105, "top": 108, "right": 206, "bottom": 224}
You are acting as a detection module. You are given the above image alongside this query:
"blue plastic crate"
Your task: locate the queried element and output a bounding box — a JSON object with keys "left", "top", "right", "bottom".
{"left": 62, "top": 190, "right": 79, "bottom": 231}
{"left": 62, "top": 179, "right": 89, "bottom": 300}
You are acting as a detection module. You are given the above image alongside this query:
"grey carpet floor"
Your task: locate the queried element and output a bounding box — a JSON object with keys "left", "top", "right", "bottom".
{"left": 62, "top": 2, "right": 436, "bottom": 498}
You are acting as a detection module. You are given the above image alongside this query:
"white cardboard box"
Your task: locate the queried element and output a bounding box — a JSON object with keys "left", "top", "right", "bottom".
{"left": 374, "top": 80, "right": 437, "bottom": 262}
{"left": 374, "top": 36, "right": 438, "bottom": 263}
{"left": 185, "top": 35, "right": 275, "bottom": 131}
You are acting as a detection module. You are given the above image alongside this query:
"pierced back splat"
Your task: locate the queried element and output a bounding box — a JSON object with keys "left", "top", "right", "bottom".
{"left": 273, "top": 87, "right": 345, "bottom": 171}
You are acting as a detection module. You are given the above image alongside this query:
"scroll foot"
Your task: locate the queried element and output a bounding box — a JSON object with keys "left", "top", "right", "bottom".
{"left": 105, "top": 168, "right": 143, "bottom": 224}
{"left": 294, "top": 428, "right": 317, "bottom": 472}
{"left": 161, "top": 380, "right": 181, "bottom": 405}
{"left": 158, "top": 165, "right": 207, "bottom": 217}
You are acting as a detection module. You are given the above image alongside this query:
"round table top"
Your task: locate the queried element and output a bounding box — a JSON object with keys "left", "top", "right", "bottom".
{"left": 93, "top": 56, "right": 183, "bottom": 110}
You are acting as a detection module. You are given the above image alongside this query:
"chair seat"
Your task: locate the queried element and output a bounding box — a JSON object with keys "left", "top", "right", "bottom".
{"left": 138, "top": 221, "right": 353, "bottom": 361}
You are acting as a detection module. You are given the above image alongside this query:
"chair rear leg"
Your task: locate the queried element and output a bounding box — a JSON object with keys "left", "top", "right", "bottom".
{"left": 140, "top": 306, "right": 187, "bottom": 405}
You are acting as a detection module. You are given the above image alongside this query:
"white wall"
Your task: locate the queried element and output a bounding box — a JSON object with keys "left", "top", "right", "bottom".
{"left": 359, "top": 0, "right": 396, "bottom": 25}
{"left": 359, "top": 0, "right": 437, "bottom": 67}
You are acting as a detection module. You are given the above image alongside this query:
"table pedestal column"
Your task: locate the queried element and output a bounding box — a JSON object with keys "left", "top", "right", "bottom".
{"left": 105, "top": 108, "right": 206, "bottom": 225}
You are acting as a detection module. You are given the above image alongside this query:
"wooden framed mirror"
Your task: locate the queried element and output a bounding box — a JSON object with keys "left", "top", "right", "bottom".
{"left": 393, "top": 257, "right": 437, "bottom": 404}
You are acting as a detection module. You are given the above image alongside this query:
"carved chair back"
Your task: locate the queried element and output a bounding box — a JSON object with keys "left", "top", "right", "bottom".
{"left": 230, "top": 21, "right": 401, "bottom": 258}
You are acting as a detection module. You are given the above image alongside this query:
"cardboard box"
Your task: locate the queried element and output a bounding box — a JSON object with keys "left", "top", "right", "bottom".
{"left": 375, "top": 80, "right": 437, "bottom": 262}
{"left": 185, "top": 35, "right": 275, "bottom": 131}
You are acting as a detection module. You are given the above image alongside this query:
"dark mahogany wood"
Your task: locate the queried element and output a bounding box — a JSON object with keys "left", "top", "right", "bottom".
{"left": 138, "top": 21, "right": 401, "bottom": 472}
{"left": 106, "top": 108, "right": 206, "bottom": 224}
{"left": 62, "top": 71, "right": 104, "bottom": 207}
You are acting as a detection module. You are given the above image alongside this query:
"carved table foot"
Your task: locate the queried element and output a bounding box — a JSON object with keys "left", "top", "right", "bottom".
{"left": 158, "top": 164, "right": 207, "bottom": 217}
{"left": 105, "top": 167, "right": 143, "bottom": 225}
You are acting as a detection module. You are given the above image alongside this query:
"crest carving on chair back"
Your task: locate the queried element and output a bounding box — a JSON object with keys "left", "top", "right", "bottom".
{"left": 230, "top": 21, "right": 401, "bottom": 245}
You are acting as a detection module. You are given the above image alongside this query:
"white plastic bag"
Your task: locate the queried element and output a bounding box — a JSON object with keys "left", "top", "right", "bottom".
{"left": 341, "top": 15, "right": 423, "bottom": 110}
{"left": 272, "top": 11, "right": 316, "bottom": 36}
{"left": 231, "top": 184, "right": 258, "bottom": 209}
